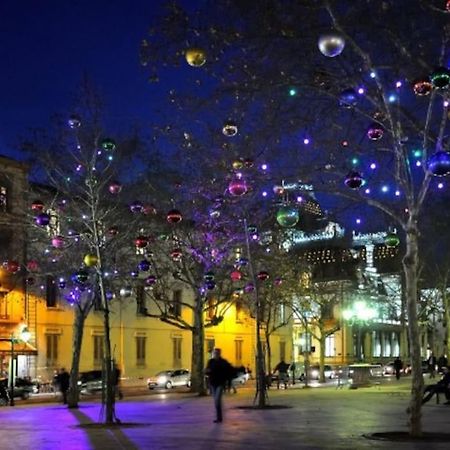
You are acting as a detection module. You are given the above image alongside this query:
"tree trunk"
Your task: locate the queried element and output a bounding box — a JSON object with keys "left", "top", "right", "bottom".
{"left": 403, "top": 218, "right": 424, "bottom": 437}
{"left": 319, "top": 326, "right": 326, "bottom": 383}
{"left": 255, "top": 288, "right": 267, "bottom": 407}
{"left": 190, "top": 297, "right": 206, "bottom": 395}
{"left": 67, "top": 308, "right": 86, "bottom": 408}
{"left": 265, "top": 330, "right": 272, "bottom": 374}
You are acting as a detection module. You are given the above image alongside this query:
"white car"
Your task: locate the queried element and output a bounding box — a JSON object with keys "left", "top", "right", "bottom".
{"left": 309, "top": 365, "right": 335, "bottom": 380}
{"left": 147, "top": 369, "right": 191, "bottom": 390}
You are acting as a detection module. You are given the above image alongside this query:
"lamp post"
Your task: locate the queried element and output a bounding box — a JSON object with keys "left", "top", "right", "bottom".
{"left": 342, "top": 301, "right": 377, "bottom": 362}
{"left": 0, "top": 326, "right": 31, "bottom": 406}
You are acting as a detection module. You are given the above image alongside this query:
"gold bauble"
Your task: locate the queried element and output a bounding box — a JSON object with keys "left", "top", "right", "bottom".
{"left": 185, "top": 48, "right": 206, "bottom": 67}
{"left": 83, "top": 254, "right": 98, "bottom": 267}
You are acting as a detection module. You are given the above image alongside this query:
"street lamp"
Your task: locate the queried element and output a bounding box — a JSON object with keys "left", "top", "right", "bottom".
{"left": 342, "top": 301, "right": 378, "bottom": 362}
{"left": 0, "top": 326, "right": 31, "bottom": 406}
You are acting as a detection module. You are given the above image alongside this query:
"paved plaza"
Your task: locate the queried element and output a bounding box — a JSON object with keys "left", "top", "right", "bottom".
{"left": 1, "top": 378, "right": 450, "bottom": 449}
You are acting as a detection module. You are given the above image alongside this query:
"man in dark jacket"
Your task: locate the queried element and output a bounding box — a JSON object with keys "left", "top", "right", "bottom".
{"left": 205, "top": 348, "right": 232, "bottom": 423}
{"left": 393, "top": 357, "right": 403, "bottom": 380}
{"left": 57, "top": 368, "right": 70, "bottom": 404}
{"left": 422, "top": 366, "right": 450, "bottom": 404}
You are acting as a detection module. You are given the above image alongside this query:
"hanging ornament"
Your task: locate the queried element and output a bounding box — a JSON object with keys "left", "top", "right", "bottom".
{"left": 244, "top": 283, "right": 255, "bottom": 293}
{"left": 222, "top": 121, "right": 238, "bottom": 137}
{"left": 27, "top": 260, "right": 39, "bottom": 272}
{"left": 384, "top": 232, "right": 400, "bottom": 248}
{"left": 244, "top": 158, "right": 254, "bottom": 168}
{"left": 138, "top": 259, "right": 151, "bottom": 272}
{"left": 274, "top": 277, "right": 283, "bottom": 286}
{"left": 447, "top": 0, "right": 450, "bottom": 11}
{"left": 134, "top": 236, "right": 148, "bottom": 248}
{"left": 428, "top": 150, "right": 450, "bottom": 176}
{"left": 72, "top": 270, "right": 89, "bottom": 284}
{"left": 204, "top": 271, "right": 215, "bottom": 282}
{"left": 143, "top": 204, "right": 157, "bottom": 215}
{"left": 430, "top": 67, "right": 450, "bottom": 89}
{"left": 232, "top": 160, "right": 244, "bottom": 170}
{"left": 167, "top": 209, "right": 183, "bottom": 224}
{"left": 318, "top": 32, "right": 345, "bottom": 57}
{"left": 230, "top": 270, "right": 242, "bottom": 282}
{"left": 100, "top": 138, "right": 116, "bottom": 152}
{"left": 170, "top": 248, "right": 183, "bottom": 261}
{"left": 205, "top": 280, "right": 216, "bottom": 290}
{"left": 108, "top": 181, "right": 122, "bottom": 194}
{"left": 145, "top": 275, "right": 157, "bottom": 286}
{"left": 68, "top": 115, "right": 81, "bottom": 129}
{"left": 31, "top": 200, "right": 45, "bottom": 211}
{"left": 228, "top": 176, "right": 248, "bottom": 196}
{"left": 51, "top": 235, "right": 65, "bottom": 248}
{"left": 185, "top": 47, "right": 207, "bottom": 67}
{"left": 119, "top": 286, "right": 133, "bottom": 297}
{"left": 130, "top": 201, "right": 144, "bottom": 213}
{"left": 3, "top": 260, "right": 20, "bottom": 274}
{"left": 413, "top": 79, "right": 433, "bottom": 96}
{"left": 344, "top": 171, "right": 364, "bottom": 189}
{"left": 35, "top": 213, "right": 50, "bottom": 227}
{"left": 108, "top": 226, "right": 119, "bottom": 236}
{"left": 367, "top": 123, "right": 384, "bottom": 141}
{"left": 276, "top": 205, "right": 300, "bottom": 228}
{"left": 257, "top": 271, "right": 270, "bottom": 281}
{"left": 83, "top": 254, "right": 98, "bottom": 267}
{"left": 247, "top": 224, "right": 257, "bottom": 234}
{"left": 238, "top": 257, "right": 249, "bottom": 266}
{"left": 58, "top": 279, "right": 66, "bottom": 289}
{"left": 26, "top": 277, "right": 35, "bottom": 286}
{"left": 339, "top": 88, "right": 358, "bottom": 108}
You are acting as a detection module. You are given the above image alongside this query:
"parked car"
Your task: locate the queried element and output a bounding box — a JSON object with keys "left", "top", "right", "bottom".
{"left": 369, "top": 364, "right": 384, "bottom": 377}
{"left": 309, "top": 365, "right": 336, "bottom": 380}
{"left": 78, "top": 370, "right": 103, "bottom": 394}
{"left": 0, "top": 377, "right": 36, "bottom": 401}
{"left": 147, "top": 369, "right": 191, "bottom": 390}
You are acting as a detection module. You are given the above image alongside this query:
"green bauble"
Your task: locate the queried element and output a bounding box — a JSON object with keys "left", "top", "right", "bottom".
{"left": 276, "top": 205, "right": 300, "bottom": 228}
{"left": 385, "top": 233, "right": 400, "bottom": 248}
{"left": 100, "top": 137, "right": 116, "bottom": 151}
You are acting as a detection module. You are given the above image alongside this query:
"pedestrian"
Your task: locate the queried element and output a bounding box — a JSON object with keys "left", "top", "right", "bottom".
{"left": 57, "top": 368, "right": 70, "bottom": 404}
{"left": 393, "top": 357, "right": 403, "bottom": 380}
{"left": 438, "top": 354, "right": 448, "bottom": 373}
{"left": 428, "top": 352, "right": 437, "bottom": 379}
{"left": 205, "top": 348, "right": 232, "bottom": 423}
{"left": 274, "top": 359, "right": 290, "bottom": 389}
{"left": 113, "top": 363, "right": 123, "bottom": 400}
{"left": 422, "top": 366, "right": 450, "bottom": 405}
{"left": 290, "top": 362, "right": 296, "bottom": 385}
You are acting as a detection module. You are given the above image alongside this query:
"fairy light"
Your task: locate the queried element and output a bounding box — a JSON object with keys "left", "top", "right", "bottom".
{"left": 370, "top": 163, "right": 377, "bottom": 169}
{"left": 365, "top": 188, "right": 371, "bottom": 194}
{"left": 262, "top": 191, "right": 268, "bottom": 197}
{"left": 395, "top": 190, "right": 401, "bottom": 196}
{"left": 381, "top": 185, "right": 389, "bottom": 193}
{"left": 358, "top": 87, "right": 365, "bottom": 94}
{"left": 438, "top": 182, "right": 444, "bottom": 189}
{"left": 303, "top": 138, "right": 310, "bottom": 145}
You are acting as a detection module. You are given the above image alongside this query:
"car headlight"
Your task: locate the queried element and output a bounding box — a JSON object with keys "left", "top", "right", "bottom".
{"left": 77, "top": 381, "right": 82, "bottom": 386}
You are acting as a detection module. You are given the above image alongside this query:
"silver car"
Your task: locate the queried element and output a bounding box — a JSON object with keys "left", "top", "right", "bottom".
{"left": 147, "top": 369, "right": 191, "bottom": 390}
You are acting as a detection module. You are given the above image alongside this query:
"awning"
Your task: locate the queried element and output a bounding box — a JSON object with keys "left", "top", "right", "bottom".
{"left": 0, "top": 340, "right": 37, "bottom": 355}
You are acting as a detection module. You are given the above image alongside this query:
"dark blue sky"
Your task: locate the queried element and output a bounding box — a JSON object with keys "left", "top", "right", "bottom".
{"left": 0, "top": 0, "right": 166, "bottom": 159}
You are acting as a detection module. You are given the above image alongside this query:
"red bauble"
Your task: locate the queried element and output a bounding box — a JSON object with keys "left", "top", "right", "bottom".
{"left": 108, "top": 226, "right": 119, "bottom": 236}
{"left": 257, "top": 271, "right": 270, "bottom": 281}
{"left": 170, "top": 248, "right": 183, "bottom": 261}
{"left": 367, "top": 123, "right": 384, "bottom": 141}
{"left": 228, "top": 177, "right": 248, "bottom": 196}
{"left": 27, "top": 260, "right": 39, "bottom": 271}
{"left": 230, "top": 270, "right": 242, "bottom": 281}
{"left": 167, "top": 209, "right": 183, "bottom": 224}
{"left": 108, "top": 181, "right": 122, "bottom": 194}
{"left": 134, "top": 236, "right": 148, "bottom": 248}
{"left": 3, "top": 260, "right": 20, "bottom": 274}
{"left": 51, "top": 235, "right": 65, "bottom": 248}
{"left": 31, "top": 200, "right": 45, "bottom": 211}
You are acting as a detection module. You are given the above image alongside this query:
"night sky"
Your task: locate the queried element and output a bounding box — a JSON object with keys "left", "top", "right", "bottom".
{"left": 0, "top": 0, "right": 166, "bottom": 160}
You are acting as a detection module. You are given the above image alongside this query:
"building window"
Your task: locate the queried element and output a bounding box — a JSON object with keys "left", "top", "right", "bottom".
{"left": 170, "top": 289, "right": 182, "bottom": 317}
{"left": 206, "top": 338, "right": 215, "bottom": 360}
{"left": 0, "top": 186, "right": 7, "bottom": 212}
{"left": 136, "top": 336, "right": 146, "bottom": 366}
{"left": 235, "top": 339, "right": 243, "bottom": 364}
{"left": 391, "top": 332, "right": 399, "bottom": 357}
{"left": 46, "top": 275, "right": 58, "bottom": 308}
{"left": 93, "top": 335, "right": 104, "bottom": 367}
{"left": 372, "top": 331, "right": 381, "bottom": 357}
{"left": 172, "top": 337, "right": 182, "bottom": 368}
{"left": 325, "top": 334, "right": 336, "bottom": 357}
{"left": 0, "top": 292, "right": 8, "bottom": 319}
{"left": 279, "top": 303, "right": 286, "bottom": 323}
{"left": 46, "top": 334, "right": 58, "bottom": 366}
{"left": 235, "top": 301, "right": 243, "bottom": 323}
{"left": 382, "top": 331, "right": 392, "bottom": 357}
{"left": 279, "top": 341, "right": 286, "bottom": 362}
{"left": 300, "top": 332, "right": 312, "bottom": 353}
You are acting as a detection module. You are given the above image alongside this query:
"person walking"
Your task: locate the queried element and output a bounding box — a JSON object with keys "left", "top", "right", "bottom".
{"left": 274, "top": 359, "right": 290, "bottom": 389}
{"left": 428, "top": 352, "right": 437, "bottom": 379}
{"left": 57, "top": 368, "right": 70, "bottom": 404}
{"left": 438, "top": 354, "right": 448, "bottom": 373}
{"left": 290, "top": 362, "right": 296, "bottom": 385}
{"left": 113, "top": 363, "right": 123, "bottom": 400}
{"left": 393, "top": 357, "right": 403, "bottom": 380}
{"left": 205, "top": 348, "right": 232, "bottom": 423}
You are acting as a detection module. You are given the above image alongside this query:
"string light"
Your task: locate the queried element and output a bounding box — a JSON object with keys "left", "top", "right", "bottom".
{"left": 303, "top": 138, "right": 310, "bottom": 145}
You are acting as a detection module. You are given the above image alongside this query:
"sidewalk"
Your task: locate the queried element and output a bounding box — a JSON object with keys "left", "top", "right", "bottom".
{"left": 1, "top": 378, "right": 449, "bottom": 449}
